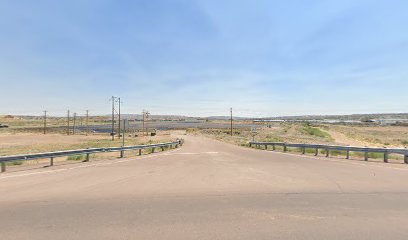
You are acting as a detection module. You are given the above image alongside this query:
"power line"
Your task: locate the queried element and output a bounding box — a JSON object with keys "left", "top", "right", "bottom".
{"left": 86, "top": 110, "right": 89, "bottom": 136}
{"left": 118, "top": 97, "right": 121, "bottom": 139}
{"left": 230, "top": 107, "right": 233, "bottom": 136}
{"left": 67, "top": 110, "right": 70, "bottom": 135}
{"left": 73, "top": 112, "right": 77, "bottom": 135}
{"left": 142, "top": 110, "right": 150, "bottom": 136}
{"left": 43, "top": 110, "right": 47, "bottom": 135}
{"left": 111, "top": 96, "right": 116, "bottom": 141}
{"left": 142, "top": 110, "right": 145, "bottom": 136}
{"left": 122, "top": 119, "right": 126, "bottom": 147}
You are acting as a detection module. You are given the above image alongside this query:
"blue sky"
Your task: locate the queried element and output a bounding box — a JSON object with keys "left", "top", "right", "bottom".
{"left": 0, "top": 0, "right": 407, "bottom": 117}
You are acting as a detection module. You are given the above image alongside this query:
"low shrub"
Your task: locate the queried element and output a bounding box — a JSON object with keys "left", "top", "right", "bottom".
{"left": 305, "top": 148, "right": 317, "bottom": 154}
{"left": 11, "top": 160, "right": 23, "bottom": 165}
{"left": 302, "top": 126, "right": 331, "bottom": 138}
{"left": 329, "top": 150, "right": 344, "bottom": 156}
{"left": 368, "top": 152, "right": 385, "bottom": 159}
{"left": 67, "top": 154, "right": 85, "bottom": 161}
{"left": 352, "top": 152, "right": 384, "bottom": 159}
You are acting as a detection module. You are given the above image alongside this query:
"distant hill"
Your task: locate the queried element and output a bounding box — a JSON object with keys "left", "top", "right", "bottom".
{"left": 3, "top": 113, "right": 408, "bottom": 121}
{"left": 255, "top": 113, "right": 408, "bottom": 121}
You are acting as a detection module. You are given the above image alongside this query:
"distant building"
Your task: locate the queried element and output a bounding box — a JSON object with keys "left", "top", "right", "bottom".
{"left": 374, "top": 119, "right": 408, "bottom": 125}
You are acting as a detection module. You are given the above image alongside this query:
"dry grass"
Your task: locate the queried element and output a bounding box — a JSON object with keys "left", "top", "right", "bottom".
{"left": 0, "top": 116, "right": 182, "bottom": 156}
{"left": 190, "top": 123, "right": 408, "bottom": 162}
{"left": 0, "top": 132, "right": 175, "bottom": 156}
{"left": 191, "top": 123, "right": 408, "bottom": 149}
{"left": 190, "top": 123, "right": 335, "bottom": 147}
{"left": 323, "top": 125, "right": 408, "bottom": 147}
{"left": 0, "top": 115, "right": 109, "bottom": 134}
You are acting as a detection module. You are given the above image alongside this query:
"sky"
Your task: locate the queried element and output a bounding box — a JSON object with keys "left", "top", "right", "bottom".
{"left": 0, "top": 0, "right": 407, "bottom": 117}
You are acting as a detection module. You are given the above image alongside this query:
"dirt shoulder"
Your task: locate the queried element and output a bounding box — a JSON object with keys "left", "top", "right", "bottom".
{"left": 0, "top": 131, "right": 180, "bottom": 156}
{"left": 190, "top": 123, "right": 408, "bottom": 149}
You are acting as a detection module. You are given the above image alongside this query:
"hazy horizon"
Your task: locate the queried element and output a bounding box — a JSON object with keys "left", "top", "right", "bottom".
{"left": 2, "top": 112, "right": 408, "bottom": 119}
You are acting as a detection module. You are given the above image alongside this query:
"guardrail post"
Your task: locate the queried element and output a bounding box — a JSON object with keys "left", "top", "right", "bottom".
{"left": 249, "top": 143, "right": 252, "bottom": 148}
{"left": 152, "top": 148, "right": 155, "bottom": 153}
{"left": 1, "top": 162, "right": 6, "bottom": 173}
{"left": 302, "top": 147, "right": 305, "bottom": 155}
{"left": 85, "top": 153, "right": 90, "bottom": 162}
{"left": 383, "top": 152, "right": 388, "bottom": 163}
{"left": 326, "top": 148, "right": 329, "bottom": 157}
{"left": 364, "top": 151, "right": 368, "bottom": 161}
{"left": 139, "top": 149, "right": 142, "bottom": 156}
{"left": 315, "top": 147, "right": 318, "bottom": 156}
{"left": 120, "top": 150, "right": 124, "bottom": 158}
{"left": 283, "top": 144, "right": 287, "bottom": 152}
{"left": 161, "top": 146, "right": 165, "bottom": 151}
{"left": 264, "top": 145, "right": 267, "bottom": 150}
{"left": 272, "top": 144, "right": 275, "bottom": 151}
{"left": 50, "top": 157, "right": 54, "bottom": 166}
{"left": 404, "top": 155, "right": 408, "bottom": 164}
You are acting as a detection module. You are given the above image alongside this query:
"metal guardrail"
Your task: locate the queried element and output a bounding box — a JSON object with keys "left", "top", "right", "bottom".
{"left": 249, "top": 141, "right": 408, "bottom": 164}
{"left": 0, "top": 139, "right": 184, "bottom": 173}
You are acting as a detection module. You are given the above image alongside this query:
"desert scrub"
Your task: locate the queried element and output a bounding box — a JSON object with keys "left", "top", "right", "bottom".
{"left": 6, "top": 160, "right": 23, "bottom": 166}
{"left": 352, "top": 152, "right": 384, "bottom": 159}
{"left": 302, "top": 125, "right": 332, "bottom": 139}
{"left": 146, "top": 147, "right": 165, "bottom": 154}
{"left": 240, "top": 143, "right": 250, "bottom": 147}
{"left": 368, "top": 152, "right": 385, "bottom": 159}
{"left": 67, "top": 154, "right": 86, "bottom": 161}
{"left": 305, "top": 148, "right": 318, "bottom": 154}
{"left": 264, "top": 134, "right": 284, "bottom": 142}
{"left": 329, "top": 150, "right": 345, "bottom": 156}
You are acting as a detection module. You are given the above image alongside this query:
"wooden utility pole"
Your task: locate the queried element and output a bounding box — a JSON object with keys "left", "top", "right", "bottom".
{"left": 142, "top": 110, "right": 150, "bottom": 136}
{"left": 111, "top": 96, "right": 115, "bottom": 141}
{"left": 73, "top": 113, "right": 77, "bottom": 135}
{"left": 122, "top": 120, "right": 126, "bottom": 147}
{"left": 230, "top": 108, "right": 233, "bottom": 136}
{"left": 118, "top": 97, "right": 121, "bottom": 139}
{"left": 43, "top": 110, "right": 47, "bottom": 134}
{"left": 142, "top": 110, "right": 145, "bottom": 136}
{"left": 86, "top": 110, "right": 89, "bottom": 135}
{"left": 146, "top": 111, "right": 150, "bottom": 136}
{"left": 67, "top": 110, "right": 70, "bottom": 135}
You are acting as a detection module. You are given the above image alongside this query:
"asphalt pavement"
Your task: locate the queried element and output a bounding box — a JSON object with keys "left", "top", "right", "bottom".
{"left": 1, "top": 135, "right": 408, "bottom": 239}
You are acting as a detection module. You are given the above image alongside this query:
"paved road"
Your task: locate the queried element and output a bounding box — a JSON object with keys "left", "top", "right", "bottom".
{"left": 1, "top": 135, "right": 408, "bottom": 239}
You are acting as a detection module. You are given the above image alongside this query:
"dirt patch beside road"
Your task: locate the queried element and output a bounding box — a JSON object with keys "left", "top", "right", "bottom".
{"left": 0, "top": 131, "right": 179, "bottom": 156}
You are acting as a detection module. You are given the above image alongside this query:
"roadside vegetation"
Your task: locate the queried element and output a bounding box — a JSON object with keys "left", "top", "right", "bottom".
{"left": 0, "top": 132, "right": 175, "bottom": 156}
{"left": 191, "top": 122, "right": 408, "bottom": 150}
{"left": 190, "top": 122, "right": 408, "bottom": 162}
{"left": 190, "top": 123, "right": 336, "bottom": 147}
{"left": 302, "top": 124, "right": 332, "bottom": 139}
